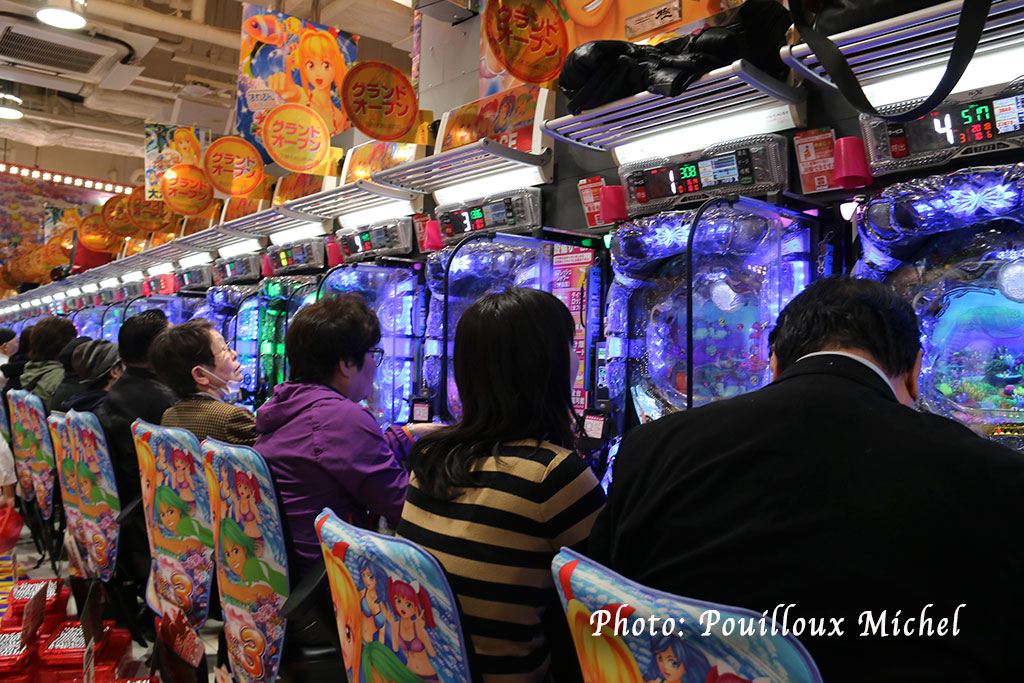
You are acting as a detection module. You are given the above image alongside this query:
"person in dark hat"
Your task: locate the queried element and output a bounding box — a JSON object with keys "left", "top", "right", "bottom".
{"left": 0, "top": 327, "right": 17, "bottom": 391}
{"left": 61, "top": 339, "right": 123, "bottom": 412}
{"left": 49, "top": 336, "right": 93, "bottom": 411}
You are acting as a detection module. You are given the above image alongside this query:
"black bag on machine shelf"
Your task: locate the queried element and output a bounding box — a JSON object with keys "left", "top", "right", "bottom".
{"left": 558, "top": 0, "right": 792, "bottom": 114}
{"left": 789, "top": 0, "right": 992, "bottom": 121}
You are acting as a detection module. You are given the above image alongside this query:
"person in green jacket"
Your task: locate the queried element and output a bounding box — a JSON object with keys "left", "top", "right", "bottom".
{"left": 21, "top": 318, "right": 77, "bottom": 411}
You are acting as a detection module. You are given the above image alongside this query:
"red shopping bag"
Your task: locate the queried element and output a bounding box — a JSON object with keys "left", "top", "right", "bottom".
{"left": 0, "top": 506, "right": 24, "bottom": 554}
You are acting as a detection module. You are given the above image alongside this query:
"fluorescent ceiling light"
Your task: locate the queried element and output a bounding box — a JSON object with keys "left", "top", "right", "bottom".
{"left": 218, "top": 239, "right": 262, "bottom": 259}
{"left": 29, "top": 298, "right": 41, "bottom": 306}
{"left": 81, "top": 283, "right": 98, "bottom": 293}
{"left": 53, "top": 292, "right": 66, "bottom": 300}
{"left": 146, "top": 262, "right": 175, "bottom": 276}
{"left": 179, "top": 252, "right": 213, "bottom": 268}
{"left": 41, "top": 296, "right": 53, "bottom": 303}
{"left": 861, "top": 43, "right": 1024, "bottom": 109}
{"left": 338, "top": 200, "right": 415, "bottom": 231}
{"left": 0, "top": 93, "right": 23, "bottom": 121}
{"left": 20, "top": 302, "right": 30, "bottom": 309}
{"left": 433, "top": 167, "right": 547, "bottom": 207}
{"left": 99, "top": 278, "right": 120, "bottom": 289}
{"left": 36, "top": 0, "right": 87, "bottom": 30}
{"left": 65, "top": 287, "right": 81, "bottom": 297}
{"left": 613, "top": 103, "right": 796, "bottom": 165}
{"left": 269, "top": 222, "right": 327, "bottom": 246}
{"left": 120, "top": 270, "right": 144, "bottom": 283}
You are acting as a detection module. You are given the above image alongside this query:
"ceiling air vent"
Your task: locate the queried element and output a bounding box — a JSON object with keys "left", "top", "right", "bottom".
{"left": 0, "top": 27, "right": 103, "bottom": 73}
{"left": 0, "top": 17, "right": 129, "bottom": 83}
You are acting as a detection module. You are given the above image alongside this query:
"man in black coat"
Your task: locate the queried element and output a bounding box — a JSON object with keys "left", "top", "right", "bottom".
{"left": 590, "top": 276, "right": 1024, "bottom": 682}
{"left": 95, "top": 309, "right": 177, "bottom": 588}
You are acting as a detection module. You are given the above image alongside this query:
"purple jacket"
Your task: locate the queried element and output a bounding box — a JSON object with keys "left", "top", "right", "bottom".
{"left": 254, "top": 381, "right": 411, "bottom": 580}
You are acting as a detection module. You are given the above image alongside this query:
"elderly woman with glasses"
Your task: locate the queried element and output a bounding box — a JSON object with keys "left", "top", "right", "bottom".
{"left": 254, "top": 294, "right": 440, "bottom": 624}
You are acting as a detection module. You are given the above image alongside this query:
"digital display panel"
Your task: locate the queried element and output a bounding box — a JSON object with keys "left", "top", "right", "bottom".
{"left": 698, "top": 154, "right": 741, "bottom": 187}
{"left": 469, "top": 207, "right": 486, "bottom": 231}
{"left": 370, "top": 226, "right": 388, "bottom": 248}
{"left": 277, "top": 250, "right": 293, "bottom": 267}
{"left": 629, "top": 150, "right": 755, "bottom": 203}
{"left": 483, "top": 201, "right": 508, "bottom": 227}
{"left": 895, "top": 97, "right": 1024, "bottom": 154}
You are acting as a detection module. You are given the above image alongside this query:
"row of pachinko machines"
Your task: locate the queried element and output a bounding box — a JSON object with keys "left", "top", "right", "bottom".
{"left": 3, "top": 194, "right": 830, "bottom": 473}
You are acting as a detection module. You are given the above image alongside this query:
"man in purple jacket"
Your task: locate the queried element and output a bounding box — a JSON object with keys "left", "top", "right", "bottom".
{"left": 254, "top": 294, "right": 440, "bottom": 585}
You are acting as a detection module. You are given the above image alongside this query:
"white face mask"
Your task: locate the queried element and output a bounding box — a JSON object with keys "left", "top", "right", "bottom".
{"left": 195, "top": 365, "right": 242, "bottom": 400}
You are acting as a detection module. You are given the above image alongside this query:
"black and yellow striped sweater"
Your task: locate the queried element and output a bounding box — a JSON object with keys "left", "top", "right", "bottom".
{"left": 398, "top": 440, "right": 604, "bottom": 682}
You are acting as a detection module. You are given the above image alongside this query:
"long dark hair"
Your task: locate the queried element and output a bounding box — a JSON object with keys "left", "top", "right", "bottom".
{"left": 408, "top": 288, "right": 577, "bottom": 500}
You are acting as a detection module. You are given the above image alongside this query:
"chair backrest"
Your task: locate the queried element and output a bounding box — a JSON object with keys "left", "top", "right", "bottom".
{"left": 552, "top": 548, "right": 823, "bottom": 683}
{"left": 67, "top": 410, "right": 121, "bottom": 582}
{"left": 47, "top": 413, "right": 94, "bottom": 580}
{"left": 6, "top": 391, "right": 34, "bottom": 501}
{"left": 131, "top": 419, "right": 216, "bottom": 628}
{"left": 201, "top": 438, "right": 290, "bottom": 683}
{"left": 0, "top": 392, "right": 10, "bottom": 443}
{"left": 8, "top": 389, "right": 56, "bottom": 518}
{"left": 315, "top": 508, "right": 473, "bottom": 683}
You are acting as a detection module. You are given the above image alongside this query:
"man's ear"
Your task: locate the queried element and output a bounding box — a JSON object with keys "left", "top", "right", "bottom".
{"left": 770, "top": 351, "right": 781, "bottom": 381}
{"left": 904, "top": 350, "right": 923, "bottom": 403}
{"left": 191, "top": 365, "right": 209, "bottom": 387}
{"left": 336, "top": 358, "right": 354, "bottom": 381}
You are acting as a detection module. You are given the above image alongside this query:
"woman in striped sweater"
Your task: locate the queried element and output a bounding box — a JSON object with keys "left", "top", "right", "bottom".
{"left": 399, "top": 287, "right": 605, "bottom": 682}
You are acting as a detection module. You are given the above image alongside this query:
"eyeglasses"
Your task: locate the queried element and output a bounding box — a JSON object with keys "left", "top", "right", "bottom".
{"left": 369, "top": 347, "right": 384, "bottom": 367}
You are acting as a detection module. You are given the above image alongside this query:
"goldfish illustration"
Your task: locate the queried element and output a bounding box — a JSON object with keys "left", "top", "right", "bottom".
{"left": 244, "top": 14, "right": 287, "bottom": 47}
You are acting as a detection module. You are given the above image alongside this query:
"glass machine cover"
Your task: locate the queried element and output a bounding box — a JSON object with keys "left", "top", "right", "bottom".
{"left": 72, "top": 306, "right": 108, "bottom": 339}
{"left": 320, "top": 265, "right": 426, "bottom": 427}
{"left": 206, "top": 285, "right": 259, "bottom": 410}
{"left": 855, "top": 164, "right": 1024, "bottom": 447}
{"left": 606, "top": 202, "right": 813, "bottom": 424}
{"left": 123, "top": 295, "right": 203, "bottom": 325}
{"left": 100, "top": 303, "right": 127, "bottom": 342}
{"left": 425, "top": 237, "right": 553, "bottom": 420}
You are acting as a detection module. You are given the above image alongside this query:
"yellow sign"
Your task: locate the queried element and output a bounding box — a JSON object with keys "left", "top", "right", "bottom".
{"left": 203, "top": 136, "right": 265, "bottom": 196}
{"left": 80, "top": 213, "right": 123, "bottom": 254}
{"left": 342, "top": 62, "right": 419, "bottom": 142}
{"left": 161, "top": 164, "right": 216, "bottom": 216}
{"left": 261, "top": 103, "right": 331, "bottom": 173}
{"left": 102, "top": 195, "right": 136, "bottom": 237}
{"left": 127, "top": 186, "right": 175, "bottom": 233}
{"left": 484, "top": 0, "right": 568, "bottom": 84}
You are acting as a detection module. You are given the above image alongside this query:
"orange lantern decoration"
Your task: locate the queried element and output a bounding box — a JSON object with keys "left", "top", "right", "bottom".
{"left": 102, "top": 195, "right": 136, "bottom": 236}
{"left": 127, "top": 186, "right": 174, "bottom": 233}
{"left": 0, "top": 266, "right": 18, "bottom": 289}
{"left": 42, "top": 235, "right": 68, "bottom": 268}
{"left": 80, "top": 213, "right": 124, "bottom": 254}
{"left": 124, "top": 235, "right": 148, "bottom": 257}
{"left": 59, "top": 227, "right": 77, "bottom": 258}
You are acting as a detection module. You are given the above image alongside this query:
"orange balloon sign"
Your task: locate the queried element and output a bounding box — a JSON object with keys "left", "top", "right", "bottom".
{"left": 102, "top": 195, "right": 136, "bottom": 236}
{"left": 341, "top": 62, "right": 419, "bottom": 142}
{"left": 127, "top": 186, "right": 174, "bottom": 233}
{"left": 80, "top": 213, "right": 124, "bottom": 253}
{"left": 203, "top": 136, "right": 265, "bottom": 196}
{"left": 484, "top": 0, "right": 568, "bottom": 84}
{"left": 261, "top": 104, "right": 331, "bottom": 173}
{"left": 161, "top": 164, "right": 215, "bottom": 216}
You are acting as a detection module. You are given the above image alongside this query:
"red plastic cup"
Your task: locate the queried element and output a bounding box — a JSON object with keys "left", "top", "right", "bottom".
{"left": 834, "top": 136, "right": 872, "bottom": 190}
{"left": 423, "top": 220, "right": 444, "bottom": 251}
{"left": 599, "top": 185, "right": 627, "bottom": 224}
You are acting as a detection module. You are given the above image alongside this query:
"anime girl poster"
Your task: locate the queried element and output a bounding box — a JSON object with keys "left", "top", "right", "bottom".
{"left": 552, "top": 549, "right": 821, "bottom": 682}
{"left": 133, "top": 421, "right": 216, "bottom": 629}
{"left": 67, "top": 410, "right": 120, "bottom": 580}
{"left": 204, "top": 440, "right": 289, "bottom": 683}
{"left": 316, "top": 508, "right": 472, "bottom": 683}
{"left": 144, "top": 123, "right": 204, "bottom": 202}
{"left": 10, "top": 391, "right": 56, "bottom": 519}
{"left": 48, "top": 414, "right": 94, "bottom": 579}
{"left": 236, "top": 3, "right": 358, "bottom": 163}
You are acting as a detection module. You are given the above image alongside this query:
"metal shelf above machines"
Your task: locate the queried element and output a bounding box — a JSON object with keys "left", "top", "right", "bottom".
{"left": 542, "top": 59, "right": 805, "bottom": 164}
{"left": 782, "top": 0, "right": 1024, "bottom": 116}
{"left": 370, "top": 138, "right": 553, "bottom": 196}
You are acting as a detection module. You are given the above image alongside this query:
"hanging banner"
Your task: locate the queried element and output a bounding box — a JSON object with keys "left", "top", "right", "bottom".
{"left": 484, "top": 0, "right": 569, "bottom": 85}
{"left": 127, "top": 186, "right": 175, "bottom": 233}
{"left": 274, "top": 172, "right": 325, "bottom": 203}
{"left": 479, "top": 0, "right": 744, "bottom": 96}
{"left": 102, "top": 195, "right": 136, "bottom": 236}
{"left": 237, "top": 3, "right": 358, "bottom": 162}
{"left": 341, "top": 141, "right": 420, "bottom": 184}
{"left": 145, "top": 123, "right": 203, "bottom": 202}
{"left": 439, "top": 84, "right": 552, "bottom": 154}
{"left": 161, "top": 164, "right": 216, "bottom": 216}
{"left": 79, "top": 213, "right": 123, "bottom": 253}
{"left": 260, "top": 103, "right": 332, "bottom": 172}
{"left": 341, "top": 62, "right": 419, "bottom": 142}
{"left": 203, "top": 136, "right": 265, "bottom": 196}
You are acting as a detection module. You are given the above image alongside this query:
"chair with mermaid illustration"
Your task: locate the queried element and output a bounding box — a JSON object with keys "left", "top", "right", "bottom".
{"left": 202, "top": 437, "right": 345, "bottom": 682}
{"left": 315, "top": 507, "right": 475, "bottom": 683}
{"left": 8, "top": 389, "right": 60, "bottom": 571}
{"left": 552, "top": 548, "right": 823, "bottom": 683}
{"left": 47, "top": 412, "right": 95, "bottom": 584}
